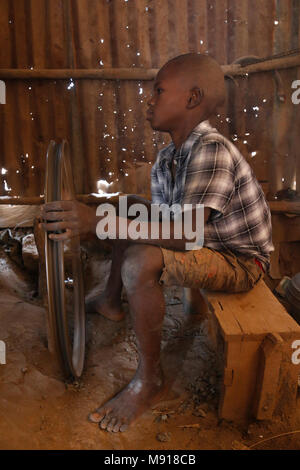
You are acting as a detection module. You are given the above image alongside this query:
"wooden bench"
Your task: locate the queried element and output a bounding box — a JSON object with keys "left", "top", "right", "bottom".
{"left": 183, "top": 280, "right": 300, "bottom": 423}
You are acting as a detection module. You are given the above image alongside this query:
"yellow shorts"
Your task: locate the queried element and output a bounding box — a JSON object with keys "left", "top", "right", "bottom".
{"left": 159, "top": 247, "right": 263, "bottom": 293}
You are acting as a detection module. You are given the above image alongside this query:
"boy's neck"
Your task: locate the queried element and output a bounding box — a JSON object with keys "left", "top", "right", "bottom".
{"left": 170, "top": 117, "right": 206, "bottom": 150}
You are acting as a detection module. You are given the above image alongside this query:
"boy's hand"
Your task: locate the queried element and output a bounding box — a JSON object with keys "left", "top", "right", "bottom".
{"left": 40, "top": 200, "right": 96, "bottom": 241}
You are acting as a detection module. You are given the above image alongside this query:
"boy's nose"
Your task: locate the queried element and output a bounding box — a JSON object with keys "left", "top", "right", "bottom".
{"left": 147, "top": 94, "right": 154, "bottom": 106}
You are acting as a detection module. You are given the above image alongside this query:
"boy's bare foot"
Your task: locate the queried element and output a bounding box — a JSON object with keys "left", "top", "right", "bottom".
{"left": 88, "top": 372, "right": 166, "bottom": 432}
{"left": 85, "top": 293, "right": 125, "bottom": 322}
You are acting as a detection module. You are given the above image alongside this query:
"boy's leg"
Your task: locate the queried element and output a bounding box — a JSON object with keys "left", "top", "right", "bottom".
{"left": 159, "top": 247, "right": 263, "bottom": 293}
{"left": 88, "top": 244, "right": 166, "bottom": 432}
{"left": 86, "top": 240, "right": 130, "bottom": 321}
{"left": 88, "top": 245, "right": 263, "bottom": 432}
{"left": 86, "top": 195, "right": 151, "bottom": 322}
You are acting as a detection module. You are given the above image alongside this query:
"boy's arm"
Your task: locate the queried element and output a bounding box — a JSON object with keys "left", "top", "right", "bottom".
{"left": 109, "top": 206, "right": 211, "bottom": 250}
{"left": 40, "top": 200, "right": 211, "bottom": 251}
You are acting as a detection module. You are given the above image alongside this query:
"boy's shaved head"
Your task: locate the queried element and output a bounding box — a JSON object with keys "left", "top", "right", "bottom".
{"left": 159, "top": 53, "right": 226, "bottom": 116}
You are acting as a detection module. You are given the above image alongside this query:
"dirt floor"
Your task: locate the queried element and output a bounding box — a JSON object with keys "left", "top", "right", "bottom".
{"left": 0, "top": 232, "right": 300, "bottom": 451}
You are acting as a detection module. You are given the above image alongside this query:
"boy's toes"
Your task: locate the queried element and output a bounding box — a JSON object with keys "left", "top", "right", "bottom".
{"left": 119, "top": 423, "right": 129, "bottom": 433}
{"left": 106, "top": 417, "right": 117, "bottom": 432}
{"left": 88, "top": 408, "right": 108, "bottom": 423}
{"left": 99, "top": 414, "right": 113, "bottom": 430}
{"left": 111, "top": 420, "right": 127, "bottom": 433}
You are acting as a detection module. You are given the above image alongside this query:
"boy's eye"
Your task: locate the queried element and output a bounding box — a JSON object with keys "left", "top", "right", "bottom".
{"left": 156, "top": 88, "right": 163, "bottom": 94}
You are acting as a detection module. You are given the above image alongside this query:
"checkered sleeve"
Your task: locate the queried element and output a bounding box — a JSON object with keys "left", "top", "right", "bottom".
{"left": 182, "top": 142, "right": 235, "bottom": 215}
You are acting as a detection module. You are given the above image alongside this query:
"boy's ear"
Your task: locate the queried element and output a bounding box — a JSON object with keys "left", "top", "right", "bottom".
{"left": 187, "top": 87, "right": 204, "bottom": 109}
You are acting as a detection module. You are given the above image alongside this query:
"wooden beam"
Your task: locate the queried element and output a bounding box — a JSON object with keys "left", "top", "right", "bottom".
{"left": 0, "top": 196, "right": 299, "bottom": 214}
{"left": 223, "top": 54, "right": 300, "bottom": 76}
{"left": 268, "top": 200, "right": 300, "bottom": 215}
{"left": 0, "top": 68, "right": 159, "bottom": 81}
{"left": 0, "top": 55, "right": 299, "bottom": 80}
{"left": 0, "top": 194, "right": 123, "bottom": 205}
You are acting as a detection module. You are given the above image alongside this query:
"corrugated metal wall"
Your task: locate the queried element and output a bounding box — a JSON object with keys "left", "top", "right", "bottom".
{"left": 0, "top": 0, "right": 299, "bottom": 199}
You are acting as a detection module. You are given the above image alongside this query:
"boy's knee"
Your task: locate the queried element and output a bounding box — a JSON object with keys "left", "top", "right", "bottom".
{"left": 121, "top": 245, "right": 163, "bottom": 292}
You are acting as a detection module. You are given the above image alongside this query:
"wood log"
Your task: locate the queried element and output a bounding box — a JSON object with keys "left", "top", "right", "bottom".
{"left": 0, "top": 68, "right": 159, "bottom": 80}
{"left": 0, "top": 55, "right": 299, "bottom": 80}
{"left": 0, "top": 196, "right": 299, "bottom": 214}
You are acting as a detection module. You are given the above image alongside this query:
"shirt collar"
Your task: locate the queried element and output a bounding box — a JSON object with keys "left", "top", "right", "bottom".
{"left": 160, "top": 120, "right": 215, "bottom": 163}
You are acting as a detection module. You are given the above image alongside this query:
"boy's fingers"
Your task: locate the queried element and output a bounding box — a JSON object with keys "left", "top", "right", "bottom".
{"left": 48, "top": 229, "right": 74, "bottom": 241}
{"left": 42, "top": 221, "right": 73, "bottom": 231}
{"left": 41, "top": 211, "right": 74, "bottom": 221}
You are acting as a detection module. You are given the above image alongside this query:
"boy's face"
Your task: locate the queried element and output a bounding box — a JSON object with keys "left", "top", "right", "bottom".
{"left": 146, "top": 65, "right": 190, "bottom": 132}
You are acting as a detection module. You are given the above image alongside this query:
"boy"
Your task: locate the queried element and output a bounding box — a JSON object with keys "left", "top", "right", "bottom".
{"left": 41, "top": 53, "right": 273, "bottom": 433}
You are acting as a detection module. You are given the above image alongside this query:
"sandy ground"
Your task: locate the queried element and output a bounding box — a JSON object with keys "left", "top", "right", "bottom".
{"left": 0, "top": 238, "right": 300, "bottom": 450}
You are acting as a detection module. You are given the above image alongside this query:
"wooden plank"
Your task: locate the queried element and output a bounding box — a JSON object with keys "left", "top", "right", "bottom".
{"left": 274, "top": 339, "right": 300, "bottom": 421}
{"left": 223, "top": 300, "right": 270, "bottom": 339}
{"left": 272, "top": 214, "right": 300, "bottom": 243}
{"left": 46, "top": 0, "right": 67, "bottom": 68}
{"left": 208, "top": 296, "right": 243, "bottom": 339}
{"left": 209, "top": 280, "right": 300, "bottom": 338}
{"left": 1, "top": 80, "right": 22, "bottom": 197}
{"left": 134, "top": 0, "right": 152, "bottom": 68}
{"left": 151, "top": 0, "right": 170, "bottom": 67}
{"left": 243, "top": 0, "right": 275, "bottom": 184}
{"left": 226, "top": 0, "right": 249, "bottom": 165}
{"left": 127, "top": 0, "right": 152, "bottom": 188}
{"left": 268, "top": 200, "right": 300, "bottom": 215}
{"left": 211, "top": 295, "right": 271, "bottom": 340}
{"left": 208, "top": 0, "right": 228, "bottom": 64}
{"left": 29, "top": 0, "right": 49, "bottom": 197}
{"left": 247, "top": 0, "right": 274, "bottom": 57}
{"left": 270, "top": 0, "right": 294, "bottom": 197}
{"left": 1, "top": 54, "right": 300, "bottom": 80}
{"left": 15, "top": 81, "right": 37, "bottom": 197}
{"left": 0, "top": 205, "right": 39, "bottom": 228}
{"left": 133, "top": 0, "right": 159, "bottom": 193}
{"left": 0, "top": 0, "right": 12, "bottom": 68}
{"left": 214, "top": 0, "right": 230, "bottom": 137}
{"left": 29, "top": 0, "right": 47, "bottom": 69}
{"left": 187, "top": 0, "right": 208, "bottom": 55}
{"left": 219, "top": 337, "right": 261, "bottom": 421}
{"left": 11, "top": 0, "right": 30, "bottom": 68}
{"left": 109, "top": 0, "right": 141, "bottom": 194}
{"left": 297, "top": 0, "right": 300, "bottom": 193}
{"left": 252, "top": 333, "right": 284, "bottom": 420}
{"left": 62, "top": 0, "right": 85, "bottom": 194}
{"left": 230, "top": 0, "right": 249, "bottom": 59}
{"left": 168, "top": 0, "right": 189, "bottom": 57}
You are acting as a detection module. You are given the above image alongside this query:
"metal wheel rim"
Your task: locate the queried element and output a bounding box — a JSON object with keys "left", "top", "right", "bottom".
{"left": 45, "top": 140, "right": 86, "bottom": 379}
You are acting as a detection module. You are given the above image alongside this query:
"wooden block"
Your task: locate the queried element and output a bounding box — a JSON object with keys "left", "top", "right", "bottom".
{"left": 252, "top": 333, "right": 283, "bottom": 420}
{"left": 205, "top": 280, "right": 300, "bottom": 422}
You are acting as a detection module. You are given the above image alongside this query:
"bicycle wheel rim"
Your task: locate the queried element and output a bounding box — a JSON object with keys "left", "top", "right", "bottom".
{"left": 45, "top": 140, "right": 86, "bottom": 379}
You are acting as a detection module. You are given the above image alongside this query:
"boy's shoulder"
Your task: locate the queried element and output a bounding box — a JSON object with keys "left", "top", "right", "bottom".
{"left": 190, "top": 126, "right": 242, "bottom": 167}
{"left": 194, "top": 125, "right": 238, "bottom": 156}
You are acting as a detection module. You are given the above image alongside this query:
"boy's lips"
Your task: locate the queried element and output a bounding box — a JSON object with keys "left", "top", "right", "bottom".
{"left": 146, "top": 108, "right": 154, "bottom": 119}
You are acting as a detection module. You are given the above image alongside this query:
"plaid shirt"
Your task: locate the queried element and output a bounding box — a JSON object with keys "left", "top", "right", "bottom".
{"left": 151, "top": 121, "right": 273, "bottom": 268}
